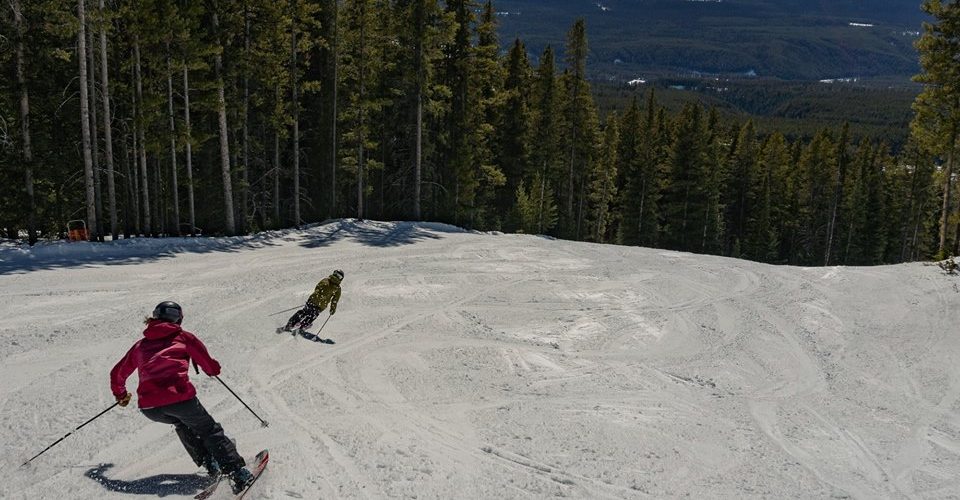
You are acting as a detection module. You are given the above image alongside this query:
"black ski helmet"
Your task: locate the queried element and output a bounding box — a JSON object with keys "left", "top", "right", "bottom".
{"left": 332, "top": 269, "right": 344, "bottom": 281}
{"left": 153, "top": 301, "right": 183, "bottom": 324}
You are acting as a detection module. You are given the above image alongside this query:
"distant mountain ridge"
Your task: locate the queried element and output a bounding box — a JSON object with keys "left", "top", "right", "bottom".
{"left": 494, "top": 0, "right": 928, "bottom": 81}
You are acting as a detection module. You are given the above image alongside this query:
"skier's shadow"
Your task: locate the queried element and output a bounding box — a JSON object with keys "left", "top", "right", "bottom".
{"left": 85, "top": 463, "right": 213, "bottom": 496}
{"left": 298, "top": 331, "right": 335, "bottom": 344}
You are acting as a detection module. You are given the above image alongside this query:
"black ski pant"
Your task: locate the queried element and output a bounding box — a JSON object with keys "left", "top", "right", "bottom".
{"left": 286, "top": 303, "right": 322, "bottom": 330}
{"left": 141, "top": 397, "right": 245, "bottom": 473}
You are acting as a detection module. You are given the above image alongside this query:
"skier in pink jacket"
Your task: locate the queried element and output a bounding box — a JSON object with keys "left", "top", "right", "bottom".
{"left": 111, "top": 301, "right": 254, "bottom": 492}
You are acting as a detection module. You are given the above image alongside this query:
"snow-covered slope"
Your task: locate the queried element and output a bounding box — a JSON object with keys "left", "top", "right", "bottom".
{"left": 2, "top": 220, "right": 959, "bottom": 499}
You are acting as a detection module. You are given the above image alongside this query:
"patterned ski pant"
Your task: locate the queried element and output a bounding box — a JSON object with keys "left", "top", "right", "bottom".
{"left": 285, "top": 303, "right": 322, "bottom": 330}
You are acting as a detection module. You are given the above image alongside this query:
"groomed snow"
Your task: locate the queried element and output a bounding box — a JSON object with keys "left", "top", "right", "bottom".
{"left": 2, "top": 219, "right": 959, "bottom": 499}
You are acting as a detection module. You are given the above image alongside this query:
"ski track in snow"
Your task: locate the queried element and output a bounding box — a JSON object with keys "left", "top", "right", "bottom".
{"left": 1, "top": 219, "right": 959, "bottom": 499}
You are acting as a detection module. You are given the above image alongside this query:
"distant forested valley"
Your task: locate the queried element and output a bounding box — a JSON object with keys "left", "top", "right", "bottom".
{"left": 495, "top": 0, "right": 927, "bottom": 80}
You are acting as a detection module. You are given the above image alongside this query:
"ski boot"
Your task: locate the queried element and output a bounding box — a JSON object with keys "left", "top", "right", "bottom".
{"left": 202, "top": 456, "right": 221, "bottom": 477}
{"left": 229, "top": 467, "right": 255, "bottom": 494}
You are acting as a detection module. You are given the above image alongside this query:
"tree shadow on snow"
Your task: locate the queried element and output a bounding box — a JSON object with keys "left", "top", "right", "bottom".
{"left": 0, "top": 233, "right": 283, "bottom": 275}
{"left": 297, "top": 219, "right": 457, "bottom": 249}
{"left": 0, "top": 219, "right": 469, "bottom": 275}
{"left": 85, "top": 463, "right": 213, "bottom": 496}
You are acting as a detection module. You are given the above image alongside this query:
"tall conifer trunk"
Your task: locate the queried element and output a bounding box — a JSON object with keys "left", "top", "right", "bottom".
{"left": 242, "top": 9, "right": 251, "bottom": 230}
{"left": 331, "top": 1, "right": 339, "bottom": 217}
{"left": 134, "top": 37, "right": 151, "bottom": 235}
{"left": 12, "top": 0, "right": 36, "bottom": 244}
{"left": 357, "top": 1, "right": 366, "bottom": 219}
{"left": 413, "top": 0, "right": 424, "bottom": 220}
{"left": 291, "top": 1, "right": 301, "bottom": 225}
{"left": 99, "top": 0, "right": 117, "bottom": 238}
{"left": 940, "top": 121, "right": 957, "bottom": 256}
{"left": 213, "top": 10, "right": 236, "bottom": 234}
{"left": 87, "top": 27, "right": 103, "bottom": 240}
{"left": 78, "top": 0, "right": 98, "bottom": 239}
{"left": 183, "top": 66, "right": 196, "bottom": 235}
{"left": 166, "top": 47, "right": 180, "bottom": 234}
{"left": 273, "top": 84, "right": 282, "bottom": 226}
{"left": 130, "top": 64, "right": 141, "bottom": 235}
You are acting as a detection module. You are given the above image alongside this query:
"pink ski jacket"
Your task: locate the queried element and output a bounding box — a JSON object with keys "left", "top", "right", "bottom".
{"left": 110, "top": 320, "right": 221, "bottom": 408}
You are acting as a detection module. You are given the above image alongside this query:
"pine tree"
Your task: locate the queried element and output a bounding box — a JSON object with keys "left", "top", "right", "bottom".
{"left": 612, "top": 97, "right": 639, "bottom": 243}
{"left": 723, "top": 120, "right": 758, "bottom": 256}
{"left": 339, "top": 0, "right": 384, "bottom": 219}
{"left": 434, "top": 0, "right": 469, "bottom": 222}
{"left": 561, "top": 18, "right": 599, "bottom": 239}
{"left": 368, "top": 0, "right": 401, "bottom": 221}
{"left": 699, "top": 108, "right": 725, "bottom": 254}
{"left": 96, "top": 0, "right": 116, "bottom": 239}
{"left": 913, "top": 0, "right": 960, "bottom": 257}
{"left": 328, "top": 0, "right": 340, "bottom": 217}
{"left": 892, "top": 141, "right": 939, "bottom": 260}
{"left": 399, "top": 0, "right": 450, "bottom": 220}
{"left": 662, "top": 103, "right": 709, "bottom": 251}
{"left": 618, "top": 90, "right": 663, "bottom": 247}
{"left": 11, "top": 0, "right": 37, "bottom": 244}
{"left": 824, "top": 123, "right": 850, "bottom": 265}
{"left": 515, "top": 179, "right": 534, "bottom": 233}
{"left": 496, "top": 38, "right": 533, "bottom": 228}
{"left": 515, "top": 172, "right": 558, "bottom": 234}
{"left": 78, "top": 0, "right": 98, "bottom": 239}
{"left": 211, "top": 3, "right": 235, "bottom": 234}
{"left": 587, "top": 113, "right": 618, "bottom": 242}
{"left": 842, "top": 141, "right": 881, "bottom": 264}
{"left": 468, "top": 1, "right": 505, "bottom": 228}
{"left": 159, "top": 0, "right": 183, "bottom": 235}
{"left": 247, "top": 0, "right": 291, "bottom": 228}
{"left": 530, "top": 45, "right": 564, "bottom": 235}
{"left": 177, "top": 0, "right": 207, "bottom": 236}
{"left": 797, "top": 131, "right": 837, "bottom": 264}
{"left": 747, "top": 133, "right": 789, "bottom": 262}
{"left": 125, "top": 3, "right": 156, "bottom": 235}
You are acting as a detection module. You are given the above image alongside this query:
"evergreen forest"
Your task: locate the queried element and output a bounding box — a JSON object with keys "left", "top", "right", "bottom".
{"left": 3, "top": 0, "right": 960, "bottom": 267}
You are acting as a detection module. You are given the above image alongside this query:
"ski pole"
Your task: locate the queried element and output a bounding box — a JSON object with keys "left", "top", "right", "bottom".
{"left": 215, "top": 376, "right": 269, "bottom": 428}
{"left": 267, "top": 305, "right": 301, "bottom": 317}
{"left": 314, "top": 314, "right": 332, "bottom": 335}
{"left": 22, "top": 402, "right": 119, "bottom": 467}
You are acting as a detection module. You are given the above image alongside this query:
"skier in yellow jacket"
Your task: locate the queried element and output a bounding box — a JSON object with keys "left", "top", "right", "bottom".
{"left": 281, "top": 270, "right": 343, "bottom": 333}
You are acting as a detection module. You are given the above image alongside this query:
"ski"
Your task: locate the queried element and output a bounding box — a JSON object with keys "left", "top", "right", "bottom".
{"left": 194, "top": 450, "right": 268, "bottom": 500}
{"left": 194, "top": 474, "right": 224, "bottom": 500}
{"left": 275, "top": 327, "right": 334, "bottom": 343}
{"left": 234, "top": 449, "right": 269, "bottom": 499}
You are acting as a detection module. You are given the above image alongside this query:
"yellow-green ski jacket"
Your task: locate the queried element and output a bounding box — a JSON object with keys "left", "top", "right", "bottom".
{"left": 308, "top": 277, "right": 342, "bottom": 313}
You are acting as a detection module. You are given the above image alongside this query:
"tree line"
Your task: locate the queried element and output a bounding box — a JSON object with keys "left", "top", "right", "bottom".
{"left": 2, "top": 0, "right": 959, "bottom": 266}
